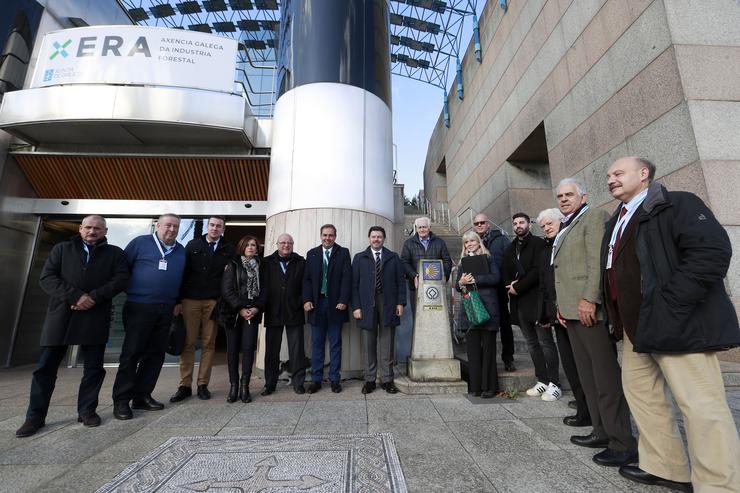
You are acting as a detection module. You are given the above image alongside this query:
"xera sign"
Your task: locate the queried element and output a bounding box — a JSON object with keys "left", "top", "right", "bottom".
{"left": 31, "top": 26, "right": 238, "bottom": 93}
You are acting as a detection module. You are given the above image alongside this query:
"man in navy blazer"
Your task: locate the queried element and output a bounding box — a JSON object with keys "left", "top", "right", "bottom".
{"left": 302, "top": 224, "right": 352, "bottom": 393}
{"left": 352, "top": 226, "right": 406, "bottom": 394}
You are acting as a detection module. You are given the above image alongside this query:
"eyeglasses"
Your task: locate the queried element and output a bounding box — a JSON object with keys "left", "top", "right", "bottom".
{"left": 277, "top": 241, "right": 294, "bottom": 246}
{"left": 473, "top": 221, "right": 487, "bottom": 226}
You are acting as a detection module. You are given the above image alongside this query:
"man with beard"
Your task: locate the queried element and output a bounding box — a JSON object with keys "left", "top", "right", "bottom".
{"left": 16, "top": 215, "right": 128, "bottom": 437}
{"left": 552, "top": 178, "right": 636, "bottom": 466}
{"left": 501, "top": 213, "right": 559, "bottom": 400}
{"left": 603, "top": 157, "right": 739, "bottom": 491}
{"left": 472, "top": 213, "right": 515, "bottom": 372}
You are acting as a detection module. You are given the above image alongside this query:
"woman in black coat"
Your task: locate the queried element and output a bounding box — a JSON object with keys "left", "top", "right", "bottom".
{"left": 456, "top": 231, "right": 501, "bottom": 398}
{"left": 218, "top": 235, "right": 263, "bottom": 403}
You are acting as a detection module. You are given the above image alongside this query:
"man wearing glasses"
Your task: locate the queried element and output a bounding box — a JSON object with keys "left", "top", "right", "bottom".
{"left": 258, "top": 234, "right": 307, "bottom": 395}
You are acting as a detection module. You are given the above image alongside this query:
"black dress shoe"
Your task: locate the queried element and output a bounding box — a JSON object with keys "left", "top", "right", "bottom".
{"left": 361, "top": 382, "right": 376, "bottom": 394}
{"left": 593, "top": 448, "right": 638, "bottom": 467}
{"left": 15, "top": 418, "right": 45, "bottom": 438}
{"left": 381, "top": 382, "right": 399, "bottom": 394}
{"left": 331, "top": 381, "right": 342, "bottom": 393}
{"left": 563, "top": 415, "right": 592, "bottom": 427}
{"left": 294, "top": 384, "right": 306, "bottom": 395}
{"left": 113, "top": 401, "right": 133, "bottom": 420}
{"left": 197, "top": 385, "right": 211, "bottom": 400}
{"left": 619, "top": 465, "right": 693, "bottom": 492}
{"left": 227, "top": 383, "right": 239, "bottom": 403}
{"left": 131, "top": 396, "right": 165, "bottom": 411}
{"left": 568, "top": 400, "right": 578, "bottom": 410}
{"left": 481, "top": 390, "right": 497, "bottom": 399}
{"left": 468, "top": 391, "right": 482, "bottom": 397}
{"left": 504, "top": 361, "right": 516, "bottom": 372}
{"left": 170, "top": 386, "right": 192, "bottom": 403}
{"left": 307, "top": 382, "right": 322, "bottom": 394}
{"left": 77, "top": 413, "right": 101, "bottom": 428}
{"left": 260, "top": 386, "right": 275, "bottom": 396}
{"left": 570, "top": 433, "right": 609, "bottom": 448}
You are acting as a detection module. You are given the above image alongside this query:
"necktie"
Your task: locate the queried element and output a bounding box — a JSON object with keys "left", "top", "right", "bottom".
{"left": 280, "top": 258, "right": 288, "bottom": 274}
{"left": 374, "top": 251, "right": 382, "bottom": 293}
{"left": 608, "top": 206, "right": 629, "bottom": 300}
{"left": 321, "top": 250, "right": 329, "bottom": 295}
{"left": 208, "top": 242, "right": 216, "bottom": 255}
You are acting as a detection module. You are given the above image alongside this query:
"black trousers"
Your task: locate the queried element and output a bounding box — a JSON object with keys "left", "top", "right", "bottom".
{"left": 466, "top": 329, "right": 498, "bottom": 393}
{"left": 264, "top": 324, "right": 306, "bottom": 389}
{"left": 112, "top": 302, "right": 173, "bottom": 403}
{"left": 496, "top": 288, "right": 515, "bottom": 363}
{"left": 554, "top": 323, "right": 589, "bottom": 418}
{"left": 225, "top": 319, "right": 259, "bottom": 384}
{"left": 26, "top": 344, "right": 105, "bottom": 420}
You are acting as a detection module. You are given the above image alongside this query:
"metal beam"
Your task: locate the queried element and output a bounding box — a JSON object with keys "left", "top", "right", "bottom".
{"left": 1, "top": 199, "right": 268, "bottom": 217}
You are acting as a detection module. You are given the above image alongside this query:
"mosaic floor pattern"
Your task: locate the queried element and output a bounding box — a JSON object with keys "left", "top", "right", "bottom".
{"left": 96, "top": 434, "right": 407, "bottom": 493}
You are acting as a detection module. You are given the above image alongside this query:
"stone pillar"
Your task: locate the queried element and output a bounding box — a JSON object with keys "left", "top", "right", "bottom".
{"left": 407, "top": 259, "right": 462, "bottom": 381}
{"left": 256, "top": 0, "right": 393, "bottom": 379}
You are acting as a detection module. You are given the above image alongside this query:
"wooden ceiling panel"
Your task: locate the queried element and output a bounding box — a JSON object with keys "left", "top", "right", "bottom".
{"left": 14, "top": 155, "right": 269, "bottom": 201}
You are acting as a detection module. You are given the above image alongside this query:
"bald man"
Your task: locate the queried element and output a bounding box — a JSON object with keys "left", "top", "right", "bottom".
{"left": 257, "top": 233, "right": 308, "bottom": 395}
{"left": 602, "top": 157, "right": 740, "bottom": 491}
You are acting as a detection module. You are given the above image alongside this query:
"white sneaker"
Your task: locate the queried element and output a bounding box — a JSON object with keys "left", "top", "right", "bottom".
{"left": 541, "top": 382, "right": 562, "bottom": 402}
{"left": 526, "top": 381, "right": 548, "bottom": 396}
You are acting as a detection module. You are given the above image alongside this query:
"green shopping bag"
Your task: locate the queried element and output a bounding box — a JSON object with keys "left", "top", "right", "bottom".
{"left": 462, "top": 285, "right": 490, "bottom": 326}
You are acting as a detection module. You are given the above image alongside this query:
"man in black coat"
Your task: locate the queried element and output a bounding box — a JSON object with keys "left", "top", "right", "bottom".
{"left": 502, "top": 213, "right": 561, "bottom": 401}
{"left": 602, "top": 157, "right": 740, "bottom": 490}
{"left": 258, "top": 233, "right": 307, "bottom": 395}
{"left": 473, "top": 212, "right": 516, "bottom": 371}
{"left": 302, "top": 224, "right": 352, "bottom": 393}
{"left": 16, "top": 215, "right": 129, "bottom": 437}
{"left": 400, "top": 216, "right": 452, "bottom": 315}
{"left": 352, "top": 226, "right": 406, "bottom": 394}
{"left": 171, "top": 216, "right": 234, "bottom": 403}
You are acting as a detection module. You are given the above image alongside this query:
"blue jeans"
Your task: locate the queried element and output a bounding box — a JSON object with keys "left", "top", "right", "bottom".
{"left": 310, "top": 296, "right": 343, "bottom": 383}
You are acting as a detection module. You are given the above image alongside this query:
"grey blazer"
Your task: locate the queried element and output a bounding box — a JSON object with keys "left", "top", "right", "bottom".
{"left": 552, "top": 206, "right": 609, "bottom": 321}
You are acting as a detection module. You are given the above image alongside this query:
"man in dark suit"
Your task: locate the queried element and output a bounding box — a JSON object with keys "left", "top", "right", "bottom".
{"left": 602, "top": 157, "right": 739, "bottom": 491}
{"left": 552, "top": 178, "right": 636, "bottom": 467}
{"left": 352, "top": 226, "right": 406, "bottom": 394}
{"left": 302, "top": 224, "right": 352, "bottom": 393}
{"left": 258, "top": 233, "right": 307, "bottom": 395}
{"left": 501, "top": 213, "right": 559, "bottom": 400}
{"left": 16, "top": 215, "right": 129, "bottom": 437}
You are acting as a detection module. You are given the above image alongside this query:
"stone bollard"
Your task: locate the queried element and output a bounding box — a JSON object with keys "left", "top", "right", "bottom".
{"left": 407, "top": 259, "right": 462, "bottom": 382}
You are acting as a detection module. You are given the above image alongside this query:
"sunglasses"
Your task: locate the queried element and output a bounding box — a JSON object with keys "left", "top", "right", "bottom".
{"left": 473, "top": 221, "right": 487, "bottom": 226}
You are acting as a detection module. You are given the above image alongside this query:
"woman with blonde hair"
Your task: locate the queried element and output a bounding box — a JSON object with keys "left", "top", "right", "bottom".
{"left": 455, "top": 230, "right": 501, "bottom": 398}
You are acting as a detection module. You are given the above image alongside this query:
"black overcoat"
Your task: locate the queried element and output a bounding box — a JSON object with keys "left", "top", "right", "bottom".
{"left": 400, "top": 232, "right": 453, "bottom": 289}
{"left": 216, "top": 257, "right": 264, "bottom": 330}
{"left": 455, "top": 253, "right": 501, "bottom": 331}
{"left": 39, "top": 235, "right": 129, "bottom": 346}
{"left": 501, "top": 233, "right": 546, "bottom": 324}
{"left": 179, "top": 234, "right": 235, "bottom": 300}
{"left": 257, "top": 251, "right": 306, "bottom": 327}
{"left": 351, "top": 247, "right": 407, "bottom": 330}
{"left": 302, "top": 243, "right": 352, "bottom": 325}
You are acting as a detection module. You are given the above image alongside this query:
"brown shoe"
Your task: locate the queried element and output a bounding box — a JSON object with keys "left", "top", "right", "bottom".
{"left": 77, "top": 413, "right": 101, "bottom": 427}
{"left": 15, "top": 418, "right": 45, "bottom": 438}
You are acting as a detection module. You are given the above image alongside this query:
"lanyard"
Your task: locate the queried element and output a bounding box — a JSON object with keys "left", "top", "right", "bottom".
{"left": 550, "top": 205, "right": 589, "bottom": 265}
{"left": 152, "top": 233, "right": 172, "bottom": 259}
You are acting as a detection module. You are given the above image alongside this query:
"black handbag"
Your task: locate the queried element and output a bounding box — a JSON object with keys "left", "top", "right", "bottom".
{"left": 166, "top": 314, "right": 186, "bottom": 356}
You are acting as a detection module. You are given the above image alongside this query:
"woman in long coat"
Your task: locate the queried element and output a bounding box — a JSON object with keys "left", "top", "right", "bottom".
{"left": 455, "top": 231, "right": 501, "bottom": 398}
{"left": 217, "top": 235, "right": 263, "bottom": 403}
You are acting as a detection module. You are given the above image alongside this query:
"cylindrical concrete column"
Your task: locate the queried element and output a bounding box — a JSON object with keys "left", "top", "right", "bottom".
{"left": 258, "top": 0, "right": 394, "bottom": 379}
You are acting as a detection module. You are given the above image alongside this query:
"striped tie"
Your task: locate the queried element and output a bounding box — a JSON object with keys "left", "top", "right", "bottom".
{"left": 321, "top": 250, "right": 329, "bottom": 295}
{"left": 374, "top": 252, "right": 382, "bottom": 293}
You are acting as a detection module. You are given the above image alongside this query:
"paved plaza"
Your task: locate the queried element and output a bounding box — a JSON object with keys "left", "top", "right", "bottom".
{"left": 0, "top": 361, "right": 738, "bottom": 492}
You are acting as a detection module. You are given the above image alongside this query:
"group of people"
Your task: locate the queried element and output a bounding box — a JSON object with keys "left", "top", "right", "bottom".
{"left": 453, "top": 156, "right": 739, "bottom": 492}
{"left": 14, "top": 216, "right": 409, "bottom": 436}
{"left": 13, "top": 155, "right": 740, "bottom": 492}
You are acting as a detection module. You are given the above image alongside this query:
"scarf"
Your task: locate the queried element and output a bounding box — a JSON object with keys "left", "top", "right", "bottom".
{"left": 240, "top": 256, "right": 260, "bottom": 300}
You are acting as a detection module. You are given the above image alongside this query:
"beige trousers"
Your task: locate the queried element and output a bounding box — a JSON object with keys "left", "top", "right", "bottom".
{"left": 179, "top": 298, "right": 218, "bottom": 387}
{"left": 622, "top": 335, "right": 740, "bottom": 492}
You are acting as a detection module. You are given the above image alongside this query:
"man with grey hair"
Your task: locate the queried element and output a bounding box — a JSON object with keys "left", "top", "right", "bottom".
{"left": 16, "top": 215, "right": 129, "bottom": 437}
{"left": 112, "top": 214, "right": 186, "bottom": 420}
{"left": 552, "top": 179, "right": 636, "bottom": 466}
{"left": 401, "top": 216, "right": 452, "bottom": 314}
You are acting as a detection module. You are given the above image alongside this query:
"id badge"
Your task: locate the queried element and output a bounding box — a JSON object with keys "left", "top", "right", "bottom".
{"left": 158, "top": 259, "right": 168, "bottom": 271}
{"left": 606, "top": 245, "right": 613, "bottom": 270}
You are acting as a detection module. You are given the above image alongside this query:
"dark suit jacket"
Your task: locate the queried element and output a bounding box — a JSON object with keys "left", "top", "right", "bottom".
{"left": 601, "top": 210, "right": 641, "bottom": 341}
{"left": 501, "top": 233, "right": 546, "bottom": 324}
{"left": 257, "top": 251, "right": 306, "bottom": 327}
{"left": 302, "top": 243, "right": 352, "bottom": 325}
{"left": 351, "top": 247, "right": 406, "bottom": 330}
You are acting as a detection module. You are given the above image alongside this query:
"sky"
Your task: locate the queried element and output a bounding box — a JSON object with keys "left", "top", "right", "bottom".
{"left": 388, "top": 1, "right": 487, "bottom": 200}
